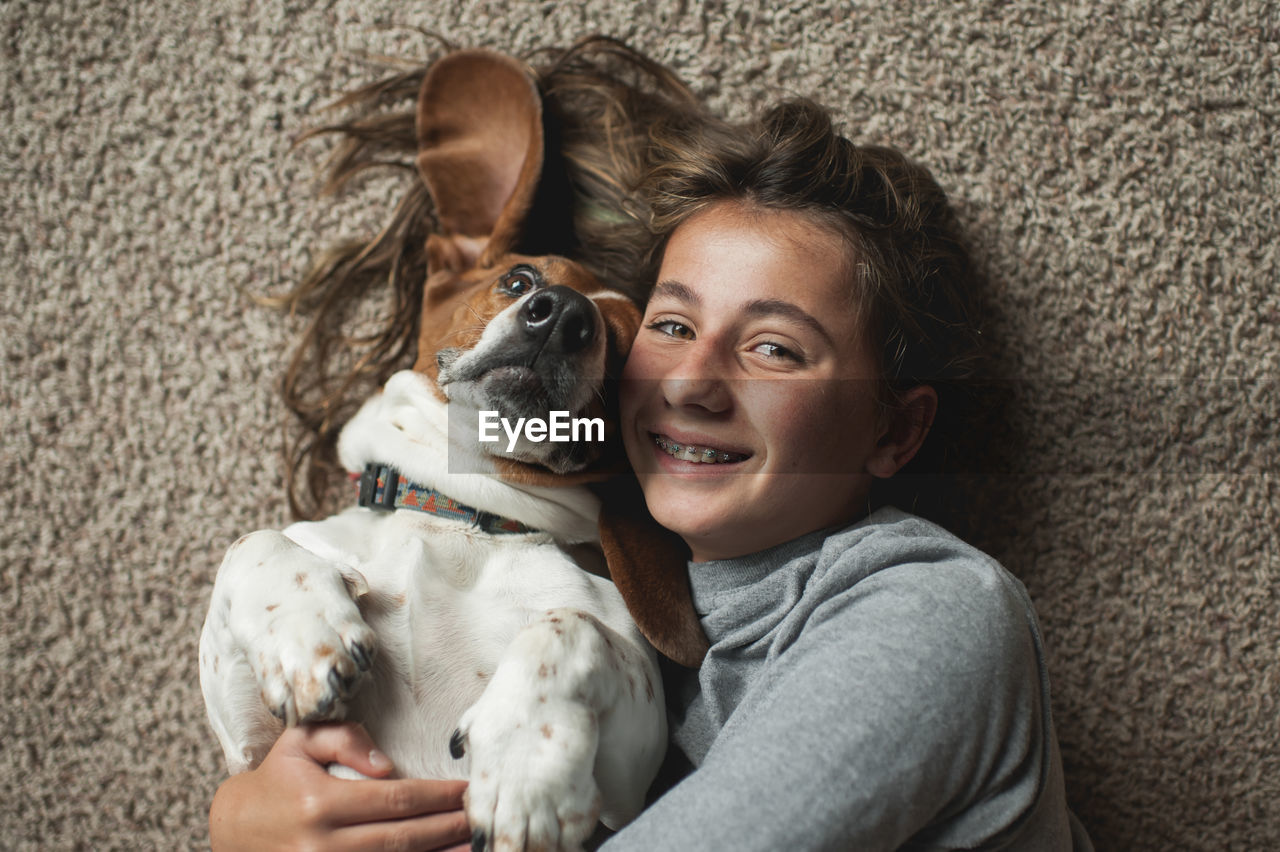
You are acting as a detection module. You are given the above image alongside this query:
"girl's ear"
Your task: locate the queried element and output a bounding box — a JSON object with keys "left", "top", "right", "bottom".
{"left": 866, "top": 385, "right": 938, "bottom": 479}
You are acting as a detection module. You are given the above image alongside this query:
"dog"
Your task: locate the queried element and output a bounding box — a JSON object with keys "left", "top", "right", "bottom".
{"left": 199, "top": 48, "right": 707, "bottom": 850}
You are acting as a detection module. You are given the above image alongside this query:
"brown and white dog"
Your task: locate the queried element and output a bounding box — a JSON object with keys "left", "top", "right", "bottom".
{"left": 199, "top": 49, "right": 706, "bottom": 850}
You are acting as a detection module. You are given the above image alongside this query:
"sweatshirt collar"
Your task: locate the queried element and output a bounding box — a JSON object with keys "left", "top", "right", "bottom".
{"left": 685, "top": 523, "right": 845, "bottom": 610}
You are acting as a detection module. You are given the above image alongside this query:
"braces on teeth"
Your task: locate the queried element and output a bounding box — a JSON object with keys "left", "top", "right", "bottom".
{"left": 653, "top": 434, "right": 745, "bottom": 464}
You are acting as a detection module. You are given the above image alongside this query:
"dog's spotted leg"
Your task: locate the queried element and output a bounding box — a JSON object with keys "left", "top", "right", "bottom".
{"left": 453, "top": 608, "right": 665, "bottom": 852}
{"left": 199, "top": 529, "right": 376, "bottom": 770}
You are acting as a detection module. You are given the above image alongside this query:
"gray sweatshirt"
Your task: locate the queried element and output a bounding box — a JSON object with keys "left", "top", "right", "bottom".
{"left": 604, "top": 507, "right": 1091, "bottom": 851}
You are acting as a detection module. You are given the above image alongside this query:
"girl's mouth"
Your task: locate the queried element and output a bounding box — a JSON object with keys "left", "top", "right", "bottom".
{"left": 651, "top": 432, "right": 750, "bottom": 464}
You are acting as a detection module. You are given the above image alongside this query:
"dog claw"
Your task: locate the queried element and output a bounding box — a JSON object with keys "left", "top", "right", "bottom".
{"left": 327, "top": 665, "right": 359, "bottom": 697}
{"left": 449, "top": 728, "right": 466, "bottom": 759}
{"left": 327, "top": 667, "right": 345, "bottom": 696}
{"left": 471, "top": 829, "right": 486, "bottom": 852}
{"left": 350, "top": 641, "right": 373, "bottom": 672}
{"left": 314, "top": 693, "right": 335, "bottom": 719}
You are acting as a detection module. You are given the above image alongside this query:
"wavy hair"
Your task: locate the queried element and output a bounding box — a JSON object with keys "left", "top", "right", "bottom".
{"left": 272, "top": 36, "right": 984, "bottom": 526}
{"left": 271, "top": 36, "right": 707, "bottom": 518}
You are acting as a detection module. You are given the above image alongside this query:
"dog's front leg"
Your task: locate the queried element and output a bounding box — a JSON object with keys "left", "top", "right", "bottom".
{"left": 199, "top": 529, "right": 376, "bottom": 772}
{"left": 454, "top": 608, "right": 665, "bottom": 852}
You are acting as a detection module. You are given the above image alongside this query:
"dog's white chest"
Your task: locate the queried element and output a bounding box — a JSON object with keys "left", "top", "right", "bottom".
{"left": 280, "top": 509, "right": 637, "bottom": 780}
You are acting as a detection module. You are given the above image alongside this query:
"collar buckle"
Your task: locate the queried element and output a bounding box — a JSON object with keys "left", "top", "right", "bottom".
{"left": 357, "top": 463, "right": 400, "bottom": 511}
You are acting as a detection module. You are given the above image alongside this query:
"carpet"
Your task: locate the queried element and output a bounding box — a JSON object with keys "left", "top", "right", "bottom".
{"left": 3, "top": 1, "right": 1277, "bottom": 848}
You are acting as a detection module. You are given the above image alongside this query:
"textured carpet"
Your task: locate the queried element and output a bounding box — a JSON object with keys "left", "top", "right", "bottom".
{"left": 3, "top": 1, "right": 1277, "bottom": 849}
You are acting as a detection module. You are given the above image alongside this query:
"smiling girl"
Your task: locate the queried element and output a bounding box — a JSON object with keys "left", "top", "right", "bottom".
{"left": 593, "top": 102, "right": 1089, "bottom": 850}
{"left": 210, "top": 41, "right": 1089, "bottom": 852}
{"left": 621, "top": 199, "right": 923, "bottom": 562}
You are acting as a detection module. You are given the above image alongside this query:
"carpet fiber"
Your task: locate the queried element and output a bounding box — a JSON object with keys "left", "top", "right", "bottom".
{"left": 3, "top": 1, "right": 1277, "bottom": 848}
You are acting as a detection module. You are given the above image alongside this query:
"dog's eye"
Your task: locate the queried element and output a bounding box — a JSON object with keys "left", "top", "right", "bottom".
{"left": 498, "top": 265, "right": 543, "bottom": 297}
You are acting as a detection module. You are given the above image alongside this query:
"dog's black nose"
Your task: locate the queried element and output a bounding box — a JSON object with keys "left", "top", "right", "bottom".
{"left": 519, "top": 285, "right": 596, "bottom": 355}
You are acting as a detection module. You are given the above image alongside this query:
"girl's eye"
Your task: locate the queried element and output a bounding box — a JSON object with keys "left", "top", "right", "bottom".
{"left": 648, "top": 320, "right": 695, "bottom": 340}
{"left": 499, "top": 265, "right": 542, "bottom": 297}
{"left": 752, "top": 341, "right": 803, "bottom": 362}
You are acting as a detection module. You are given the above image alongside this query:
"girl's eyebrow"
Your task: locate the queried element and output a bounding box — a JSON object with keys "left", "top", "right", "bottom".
{"left": 651, "top": 279, "right": 700, "bottom": 305}
{"left": 741, "top": 298, "right": 833, "bottom": 345}
{"left": 651, "top": 279, "right": 834, "bottom": 346}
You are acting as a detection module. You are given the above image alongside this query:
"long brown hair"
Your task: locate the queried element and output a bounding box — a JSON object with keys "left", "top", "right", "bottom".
{"left": 272, "top": 36, "right": 707, "bottom": 518}
{"left": 273, "top": 36, "right": 983, "bottom": 526}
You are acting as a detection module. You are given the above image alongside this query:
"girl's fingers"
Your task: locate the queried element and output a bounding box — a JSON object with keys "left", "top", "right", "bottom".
{"left": 269, "top": 721, "right": 471, "bottom": 849}
{"left": 288, "top": 722, "right": 396, "bottom": 778}
{"left": 331, "top": 806, "right": 473, "bottom": 851}
{"left": 324, "top": 777, "right": 470, "bottom": 827}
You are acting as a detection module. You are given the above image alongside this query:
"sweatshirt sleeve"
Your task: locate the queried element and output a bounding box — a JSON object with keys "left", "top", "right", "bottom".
{"left": 602, "top": 557, "right": 1058, "bottom": 851}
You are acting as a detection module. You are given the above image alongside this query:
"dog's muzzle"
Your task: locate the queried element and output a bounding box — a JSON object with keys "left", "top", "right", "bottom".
{"left": 519, "top": 285, "right": 596, "bottom": 363}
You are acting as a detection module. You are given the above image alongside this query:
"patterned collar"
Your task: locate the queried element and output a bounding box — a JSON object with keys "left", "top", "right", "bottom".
{"left": 351, "top": 463, "right": 537, "bottom": 535}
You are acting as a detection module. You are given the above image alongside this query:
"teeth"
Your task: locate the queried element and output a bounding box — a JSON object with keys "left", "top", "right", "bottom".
{"left": 652, "top": 434, "right": 746, "bottom": 464}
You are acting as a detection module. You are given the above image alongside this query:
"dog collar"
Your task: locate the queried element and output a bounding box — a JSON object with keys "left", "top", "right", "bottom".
{"left": 351, "top": 463, "right": 538, "bottom": 535}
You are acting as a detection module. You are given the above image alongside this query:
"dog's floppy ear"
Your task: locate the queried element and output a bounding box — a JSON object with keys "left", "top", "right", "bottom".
{"left": 416, "top": 50, "right": 544, "bottom": 273}
{"left": 598, "top": 477, "right": 710, "bottom": 668}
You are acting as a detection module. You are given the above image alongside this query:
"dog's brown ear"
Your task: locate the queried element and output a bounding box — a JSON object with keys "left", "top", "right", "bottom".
{"left": 417, "top": 50, "right": 544, "bottom": 272}
{"left": 598, "top": 477, "right": 709, "bottom": 668}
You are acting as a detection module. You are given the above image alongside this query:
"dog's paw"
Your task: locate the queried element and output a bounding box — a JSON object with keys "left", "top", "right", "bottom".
{"left": 453, "top": 697, "right": 601, "bottom": 852}
{"left": 246, "top": 596, "right": 377, "bottom": 726}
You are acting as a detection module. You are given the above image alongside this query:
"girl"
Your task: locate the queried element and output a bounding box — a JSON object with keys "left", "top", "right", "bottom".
{"left": 210, "top": 41, "right": 1089, "bottom": 852}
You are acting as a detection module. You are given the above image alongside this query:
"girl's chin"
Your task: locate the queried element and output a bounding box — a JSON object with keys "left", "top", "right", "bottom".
{"left": 645, "top": 490, "right": 745, "bottom": 544}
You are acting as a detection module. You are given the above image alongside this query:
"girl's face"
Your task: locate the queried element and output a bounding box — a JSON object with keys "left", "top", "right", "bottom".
{"left": 621, "top": 202, "right": 917, "bottom": 562}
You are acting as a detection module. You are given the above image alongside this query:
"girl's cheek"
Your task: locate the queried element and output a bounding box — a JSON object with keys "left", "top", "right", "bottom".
{"left": 620, "top": 337, "right": 661, "bottom": 381}
{"left": 618, "top": 375, "right": 648, "bottom": 430}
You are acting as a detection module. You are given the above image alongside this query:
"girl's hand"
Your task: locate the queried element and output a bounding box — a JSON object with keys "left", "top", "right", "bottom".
{"left": 209, "top": 722, "right": 471, "bottom": 852}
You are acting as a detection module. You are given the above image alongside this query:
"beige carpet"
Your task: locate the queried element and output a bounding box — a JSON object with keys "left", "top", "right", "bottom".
{"left": 4, "top": 1, "right": 1277, "bottom": 848}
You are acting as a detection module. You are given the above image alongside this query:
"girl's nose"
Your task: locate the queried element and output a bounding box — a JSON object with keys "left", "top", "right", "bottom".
{"left": 659, "top": 345, "right": 731, "bottom": 413}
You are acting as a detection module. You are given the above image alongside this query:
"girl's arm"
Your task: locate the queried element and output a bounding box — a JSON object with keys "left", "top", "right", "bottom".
{"left": 209, "top": 723, "right": 472, "bottom": 852}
